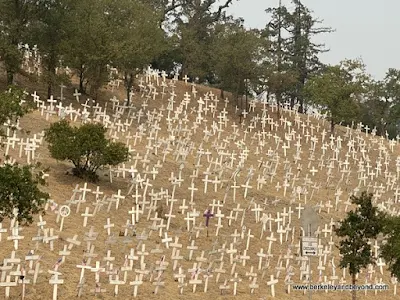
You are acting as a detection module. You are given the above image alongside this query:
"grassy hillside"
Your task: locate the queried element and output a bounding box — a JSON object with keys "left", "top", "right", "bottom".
{"left": 0, "top": 70, "right": 398, "bottom": 300}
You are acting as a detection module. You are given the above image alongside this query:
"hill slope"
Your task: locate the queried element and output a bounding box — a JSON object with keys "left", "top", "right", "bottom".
{"left": 0, "top": 71, "right": 399, "bottom": 300}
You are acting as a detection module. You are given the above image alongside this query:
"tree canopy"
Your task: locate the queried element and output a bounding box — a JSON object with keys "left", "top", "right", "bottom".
{"left": 0, "top": 163, "right": 49, "bottom": 225}
{"left": 335, "top": 191, "right": 385, "bottom": 300}
{"left": 303, "top": 59, "right": 367, "bottom": 133}
{"left": 44, "top": 120, "right": 129, "bottom": 182}
{"left": 0, "top": 0, "right": 399, "bottom": 138}
{"left": 0, "top": 86, "right": 34, "bottom": 136}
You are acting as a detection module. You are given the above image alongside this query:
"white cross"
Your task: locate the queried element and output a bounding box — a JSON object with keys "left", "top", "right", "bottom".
{"left": 49, "top": 273, "right": 64, "bottom": 300}
{"left": 267, "top": 274, "right": 279, "bottom": 297}
{"left": 73, "top": 89, "right": 81, "bottom": 102}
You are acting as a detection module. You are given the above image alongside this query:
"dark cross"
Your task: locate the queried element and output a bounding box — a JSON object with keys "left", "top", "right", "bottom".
{"left": 203, "top": 209, "right": 214, "bottom": 237}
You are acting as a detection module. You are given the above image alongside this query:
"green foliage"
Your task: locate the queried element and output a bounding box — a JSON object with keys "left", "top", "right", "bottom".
{"left": 335, "top": 192, "right": 385, "bottom": 280}
{"left": 111, "top": 0, "right": 166, "bottom": 102}
{"left": 212, "top": 19, "right": 266, "bottom": 98}
{"left": 380, "top": 216, "right": 400, "bottom": 279}
{"left": 173, "top": 0, "right": 236, "bottom": 81}
{"left": 3, "top": 0, "right": 399, "bottom": 137}
{"left": 65, "top": 0, "right": 119, "bottom": 97}
{"left": 284, "top": 0, "right": 333, "bottom": 110}
{"left": 303, "top": 59, "right": 367, "bottom": 133}
{"left": 0, "top": 0, "right": 34, "bottom": 84}
{"left": 352, "top": 68, "right": 400, "bottom": 138}
{"left": 0, "top": 86, "right": 34, "bottom": 136}
{"left": 44, "top": 120, "right": 129, "bottom": 182}
{"left": 0, "top": 163, "right": 49, "bottom": 225}
{"left": 261, "top": 3, "right": 301, "bottom": 110}
{"left": 30, "top": 0, "right": 73, "bottom": 97}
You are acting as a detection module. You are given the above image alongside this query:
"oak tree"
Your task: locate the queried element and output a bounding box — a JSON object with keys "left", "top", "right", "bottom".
{"left": 335, "top": 191, "right": 385, "bottom": 300}
{"left": 303, "top": 59, "right": 367, "bottom": 133}
{"left": 0, "top": 163, "right": 49, "bottom": 225}
{"left": 45, "top": 120, "right": 129, "bottom": 182}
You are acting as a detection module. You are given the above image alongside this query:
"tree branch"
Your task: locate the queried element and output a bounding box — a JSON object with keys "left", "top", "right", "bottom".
{"left": 161, "top": 0, "right": 182, "bottom": 23}
{"left": 213, "top": 0, "right": 234, "bottom": 22}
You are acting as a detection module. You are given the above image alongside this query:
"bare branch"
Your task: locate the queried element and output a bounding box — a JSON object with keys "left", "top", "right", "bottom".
{"left": 159, "top": 0, "right": 182, "bottom": 24}
{"left": 164, "top": 0, "right": 181, "bottom": 15}
{"left": 213, "top": 0, "right": 234, "bottom": 22}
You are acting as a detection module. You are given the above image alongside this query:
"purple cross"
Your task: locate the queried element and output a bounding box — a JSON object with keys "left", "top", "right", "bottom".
{"left": 203, "top": 209, "right": 214, "bottom": 227}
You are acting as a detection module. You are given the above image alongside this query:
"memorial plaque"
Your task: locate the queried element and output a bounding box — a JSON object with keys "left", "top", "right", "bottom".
{"left": 301, "top": 206, "right": 319, "bottom": 237}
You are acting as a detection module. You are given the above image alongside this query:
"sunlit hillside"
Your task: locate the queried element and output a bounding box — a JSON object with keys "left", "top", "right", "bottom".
{"left": 0, "top": 69, "right": 399, "bottom": 300}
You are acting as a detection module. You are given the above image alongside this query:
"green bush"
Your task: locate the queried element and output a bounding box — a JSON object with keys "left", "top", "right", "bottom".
{"left": 0, "top": 86, "right": 34, "bottom": 136}
{"left": 0, "top": 163, "right": 49, "bottom": 224}
{"left": 45, "top": 120, "right": 129, "bottom": 182}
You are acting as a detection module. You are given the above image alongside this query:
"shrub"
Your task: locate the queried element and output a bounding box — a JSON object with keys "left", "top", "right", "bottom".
{"left": 45, "top": 120, "right": 129, "bottom": 182}
{"left": 0, "top": 86, "right": 34, "bottom": 136}
{"left": 0, "top": 163, "right": 49, "bottom": 224}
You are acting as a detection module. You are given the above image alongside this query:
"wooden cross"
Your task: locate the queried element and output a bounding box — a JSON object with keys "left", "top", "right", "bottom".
{"left": 174, "top": 267, "right": 186, "bottom": 294}
{"left": 66, "top": 234, "right": 81, "bottom": 250}
{"left": 130, "top": 274, "right": 143, "bottom": 297}
{"left": 183, "top": 75, "right": 189, "bottom": 84}
{"left": 230, "top": 272, "right": 242, "bottom": 295}
{"left": 5, "top": 250, "right": 20, "bottom": 266}
{"left": 104, "top": 218, "right": 114, "bottom": 236}
{"left": 90, "top": 282, "right": 106, "bottom": 296}
{"left": 7, "top": 227, "right": 24, "bottom": 250}
{"left": 90, "top": 261, "right": 105, "bottom": 283}
{"left": 161, "top": 232, "right": 172, "bottom": 249}
{"left": 49, "top": 273, "right": 64, "bottom": 300}
{"left": 189, "top": 273, "right": 202, "bottom": 293}
{"left": 73, "top": 89, "right": 81, "bottom": 102}
{"left": 267, "top": 274, "right": 279, "bottom": 297}
{"left": 219, "top": 279, "right": 230, "bottom": 295}
{"left": 109, "top": 274, "right": 125, "bottom": 297}
{"left": 76, "top": 260, "right": 91, "bottom": 285}
{"left": 0, "top": 274, "right": 17, "bottom": 298}
{"left": 153, "top": 278, "right": 165, "bottom": 295}
{"left": 137, "top": 244, "right": 149, "bottom": 266}
{"left": 81, "top": 207, "right": 93, "bottom": 227}
{"left": 79, "top": 182, "right": 91, "bottom": 203}
{"left": 249, "top": 277, "right": 259, "bottom": 294}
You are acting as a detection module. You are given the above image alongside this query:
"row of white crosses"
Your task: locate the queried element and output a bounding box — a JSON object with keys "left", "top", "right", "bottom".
{"left": 1, "top": 69, "right": 399, "bottom": 298}
{"left": 3, "top": 132, "right": 44, "bottom": 164}
{"left": 1, "top": 180, "right": 393, "bottom": 298}
{"left": 107, "top": 69, "right": 399, "bottom": 289}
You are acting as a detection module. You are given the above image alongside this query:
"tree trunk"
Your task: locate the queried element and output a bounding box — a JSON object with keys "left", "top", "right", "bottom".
{"left": 298, "top": 97, "right": 304, "bottom": 113}
{"left": 290, "top": 95, "right": 295, "bottom": 110}
{"left": 351, "top": 273, "right": 356, "bottom": 300}
{"left": 245, "top": 80, "right": 248, "bottom": 111}
{"left": 181, "top": 62, "right": 188, "bottom": 80}
{"left": 125, "top": 72, "right": 134, "bottom": 106}
{"left": 94, "top": 89, "right": 98, "bottom": 103}
{"left": 79, "top": 77, "right": 84, "bottom": 94}
{"left": 379, "top": 122, "right": 387, "bottom": 137}
{"left": 6, "top": 70, "right": 14, "bottom": 85}
{"left": 276, "top": 0, "right": 282, "bottom": 119}
{"left": 235, "top": 77, "right": 241, "bottom": 110}
{"left": 79, "top": 64, "right": 85, "bottom": 93}
{"left": 47, "top": 83, "right": 52, "bottom": 100}
{"left": 220, "top": 89, "right": 224, "bottom": 99}
{"left": 47, "top": 52, "right": 57, "bottom": 99}
{"left": 298, "top": 70, "right": 306, "bottom": 113}
{"left": 47, "top": 67, "right": 55, "bottom": 99}
{"left": 276, "top": 92, "right": 281, "bottom": 119}
{"left": 330, "top": 119, "right": 335, "bottom": 135}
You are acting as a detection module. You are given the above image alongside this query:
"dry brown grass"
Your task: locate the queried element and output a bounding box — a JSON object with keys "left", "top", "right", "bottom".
{"left": 0, "top": 70, "right": 398, "bottom": 300}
